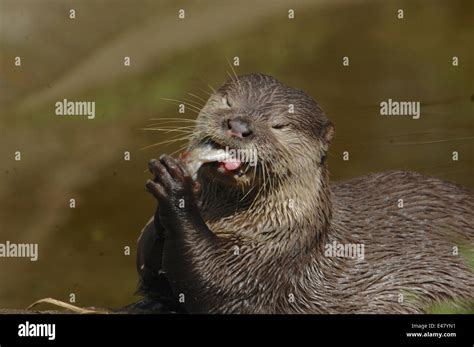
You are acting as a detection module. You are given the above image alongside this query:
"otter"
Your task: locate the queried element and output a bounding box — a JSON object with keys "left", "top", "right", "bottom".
{"left": 136, "top": 73, "right": 474, "bottom": 313}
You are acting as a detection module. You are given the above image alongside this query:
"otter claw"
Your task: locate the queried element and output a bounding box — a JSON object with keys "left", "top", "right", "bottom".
{"left": 145, "top": 179, "right": 166, "bottom": 199}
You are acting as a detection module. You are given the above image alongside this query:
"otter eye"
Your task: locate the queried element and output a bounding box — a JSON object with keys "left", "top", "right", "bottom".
{"left": 222, "top": 95, "right": 232, "bottom": 108}
{"left": 272, "top": 124, "right": 288, "bottom": 130}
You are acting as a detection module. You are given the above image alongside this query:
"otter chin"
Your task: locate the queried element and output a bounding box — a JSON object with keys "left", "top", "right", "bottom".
{"left": 136, "top": 73, "right": 474, "bottom": 314}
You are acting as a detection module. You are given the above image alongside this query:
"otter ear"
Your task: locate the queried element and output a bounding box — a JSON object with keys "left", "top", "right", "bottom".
{"left": 321, "top": 121, "right": 335, "bottom": 145}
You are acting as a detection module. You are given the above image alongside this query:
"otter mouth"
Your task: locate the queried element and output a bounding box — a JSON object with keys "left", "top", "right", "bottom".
{"left": 201, "top": 139, "right": 244, "bottom": 176}
{"left": 217, "top": 158, "right": 243, "bottom": 174}
{"left": 181, "top": 138, "right": 245, "bottom": 179}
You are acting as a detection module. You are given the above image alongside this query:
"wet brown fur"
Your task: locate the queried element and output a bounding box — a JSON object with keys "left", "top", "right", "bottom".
{"left": 137, "top": 74, "right": 474, "bottom": 313}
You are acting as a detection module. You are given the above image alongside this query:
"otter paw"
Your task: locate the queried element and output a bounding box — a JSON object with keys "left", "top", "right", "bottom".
{"left": 146, "top": 155, "right": 193, "bottom": 206}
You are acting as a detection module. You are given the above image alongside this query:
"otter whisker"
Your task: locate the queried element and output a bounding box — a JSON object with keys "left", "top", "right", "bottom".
{"left": 143, "top": 125, "right": 196, "bottom": 130}
{"left": 192, "top": 76, "right": 215, "bottom": 96}
{"left": 141, "top": 128, "right": 195, "bottom": 134}
{"left": 226, "top": 70, "right": 243, "bottom": 97}
{"left": 185, "top": 97, "right": 204, "bottom": 108}
{"left": 142, "top": 125, "right": 196, "bottom": 132}
{"left": 207, "top": 83, "right": 216, "bottom": 94}
{"left": 250, "top": 162, "right": 267, "bottom": 211}
{"left": 144, "top": 125, "right": 195, "bottom": 131}
{"left": 140, "top": 135, "right": 191, "bottom": 150}
{"left": 147, "top": 120, "right": 197, "bottom": 126}
{"left": 170, "top": 143, "right": 190, "bottom": 157}
{"left": 387, "top": 136, "right": 474, "bottom": 146}
{"left": 145, "top": 121, "right": 197, "bottom": 129}
{"left": 188, "top": 92, "right": 207, "bottom": 103}
{"left": 251, "top": 160, "right": 258, "bottom": 190}
{"left": 143, "top": 124, "right": 196, "bottom": 129}
{"left": 192, "top": 87, "right": 212, "bottom": 97}
{"left": 240, "top": 183, "right": 256, "bottom": 202}
{"left": 250, "top": 180, "right": 265, "bottom": 211}
{"left": 263, "top": 160, "right": 270, "bottom": 198}
{"left": 226, "top": 57, "right": 243, "bottom": 95}
{"left": 148, "top": 117, "right": 197, "bottom": 121}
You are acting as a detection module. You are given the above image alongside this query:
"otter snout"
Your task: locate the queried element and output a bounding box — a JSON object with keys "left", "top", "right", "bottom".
{"left": 225, "top": 116, "right": 253, "bottom": 139}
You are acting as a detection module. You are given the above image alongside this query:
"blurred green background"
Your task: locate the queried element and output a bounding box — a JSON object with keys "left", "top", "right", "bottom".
{"left": 0, "top": 0, "right": 472, "bottom": 310}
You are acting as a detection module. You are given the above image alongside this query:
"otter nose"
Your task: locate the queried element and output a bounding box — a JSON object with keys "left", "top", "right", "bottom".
{"left": 226, "top": 117, "right": 253, "bottom": 138}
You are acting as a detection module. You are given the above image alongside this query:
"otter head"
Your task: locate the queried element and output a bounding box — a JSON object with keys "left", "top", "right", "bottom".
{"left": 189, "top": 73, "right": 334, "bottom": 199}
